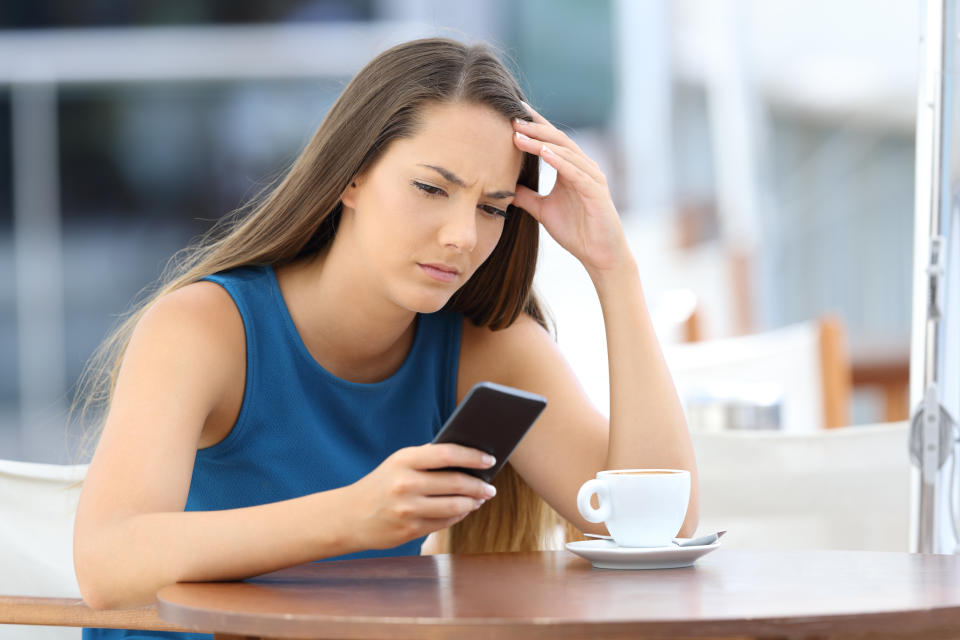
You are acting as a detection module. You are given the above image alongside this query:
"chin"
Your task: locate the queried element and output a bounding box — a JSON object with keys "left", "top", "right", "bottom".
{"left": 406, "top": 296, "right": 452, "bottom": 314}
{"left": 396, "top": 286, "right": 457, "bottom": 315}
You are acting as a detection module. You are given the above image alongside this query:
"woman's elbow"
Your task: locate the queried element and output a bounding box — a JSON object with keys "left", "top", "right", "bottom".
{"left": 78, "top": 583, "right": 114, "bottom": 611}
{"left": 75, "top": 564, "right": 115, "bottom": 610}
{"left": 75, "top": 543, "right": 115, "bottom": 610}
{"left": 74, "top": 531, "right": 138, "bottom": 610}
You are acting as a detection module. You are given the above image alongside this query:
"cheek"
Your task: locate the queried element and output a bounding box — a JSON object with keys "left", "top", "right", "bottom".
{"left": 357, "top": 182, "right": 423, "bottom": 247}
{"left": 474, "top": 219, "right": 505, "bottom": 263}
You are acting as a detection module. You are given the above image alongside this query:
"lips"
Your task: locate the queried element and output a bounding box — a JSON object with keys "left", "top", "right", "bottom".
{"left": 420, "top": 263, "right": 459, "bottom": 275}
{"left": 418, "top": 263, "right": 460, "bottom": 283}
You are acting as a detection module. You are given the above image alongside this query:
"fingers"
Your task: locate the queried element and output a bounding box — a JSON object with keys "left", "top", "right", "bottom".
{"left": 513, "top": 118, "right": 583, "bottom": 154}
{"left": 542, "top": 143, "right": 607, "bottom": 187}
{"left": 423, "top": 470, "right": 497, "bottom": 500}
{"left": 520, "top": 100, "right": 550, "bottom": 126}
{"left": 408, "top": 443, "right": 496, "bottom": 471}
{"left": 513, "top": 128, "right": 606, "bottom": 187}
{"left": 515, "top": 103, "right": 603, "bottom": 178}
{"left": 396, "top": 444, "right": 497, "bottom": 500}
{"left": 417, "top": 495, "right": 486, "bottom": 519}
{"left": 421, "top": 511, "right": 475, "bottom": 533}
{"left": 512, "top": 184, "right": 544, "bottom": 221}
{"left": 522, "top": 140, "right": 601, "bottom": 195}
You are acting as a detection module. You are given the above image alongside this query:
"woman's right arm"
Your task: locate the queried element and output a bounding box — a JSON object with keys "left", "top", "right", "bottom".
{"left": 73, "top": 283, "right": 495, "bottom": 610}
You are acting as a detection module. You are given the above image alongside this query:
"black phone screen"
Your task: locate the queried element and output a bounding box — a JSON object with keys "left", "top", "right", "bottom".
{"left": 431, "top": 381, "right": 547, "bottom": 483}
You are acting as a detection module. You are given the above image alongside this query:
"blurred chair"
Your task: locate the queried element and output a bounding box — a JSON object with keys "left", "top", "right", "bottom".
{"left": 850, "top": 342, "right": 911, "bottom": 422}
{"left": 665, "top": 316, "right": 852, "bottom": 431}
{"left": 0, "top": 459, "right": 84, "bottom": 639}
{"left": 692, "top": 421, "right": 911, "bottom": 551}
{"left": 0, "top": 460, "right": 182, "bottom": 637}
{"left": 0, "top": 459, "right": 84, "bottom": 598}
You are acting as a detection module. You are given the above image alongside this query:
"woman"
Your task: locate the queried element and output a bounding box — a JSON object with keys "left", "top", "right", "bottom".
{"left": 73, "top": 37, "right": 698, "bottom": 639}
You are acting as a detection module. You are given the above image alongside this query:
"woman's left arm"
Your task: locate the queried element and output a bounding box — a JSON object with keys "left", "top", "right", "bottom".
{"left": 508, "top": 104, "right": 698, "bottom": 537}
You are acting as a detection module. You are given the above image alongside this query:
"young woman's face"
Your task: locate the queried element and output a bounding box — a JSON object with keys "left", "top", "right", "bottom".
{"left": 339, "top": 100, "right": 524, "bottom": 313}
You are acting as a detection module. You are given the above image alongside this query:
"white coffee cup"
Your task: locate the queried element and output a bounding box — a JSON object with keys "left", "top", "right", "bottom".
{"left": 576, "top": 469, "right": 690, "bottom": 547}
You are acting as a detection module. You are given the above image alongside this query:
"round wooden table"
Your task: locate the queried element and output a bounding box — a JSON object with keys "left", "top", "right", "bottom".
{"left": 157, "top": 548, "right": 960, "bottom": 639}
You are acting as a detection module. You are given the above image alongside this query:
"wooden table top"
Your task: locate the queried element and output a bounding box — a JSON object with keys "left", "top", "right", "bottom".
{"left": 157, "top": 548, "right": 960, "bottom": 639}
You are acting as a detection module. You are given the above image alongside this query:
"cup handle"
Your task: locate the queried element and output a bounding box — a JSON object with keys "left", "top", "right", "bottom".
{"left": 576, "top": 478, "right": 611, "bottom": 523}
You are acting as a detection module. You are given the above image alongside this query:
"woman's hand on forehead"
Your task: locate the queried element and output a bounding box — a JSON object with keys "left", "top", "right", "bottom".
{"left": 511, "top": 102, "right": 630, "bottom": 278}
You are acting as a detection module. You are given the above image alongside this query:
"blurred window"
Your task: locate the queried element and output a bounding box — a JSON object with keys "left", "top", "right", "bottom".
{"left": 510, "top": 0, "right": 614, "bottom": 129}
{"left": 58, "top": 79, "right": 344, "bottom": 423}
{"left": 0, "top": 1, "right": 375, "bottom": 28}
{"left": 0, "top": 89, "right": 14, "bottom": 413}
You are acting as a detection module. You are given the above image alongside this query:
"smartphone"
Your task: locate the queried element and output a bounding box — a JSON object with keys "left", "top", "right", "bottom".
{"left": 431, "top": 381, "right": 547, "bottom": 484}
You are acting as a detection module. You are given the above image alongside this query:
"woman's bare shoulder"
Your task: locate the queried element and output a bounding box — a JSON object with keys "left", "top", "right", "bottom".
{"left": 125, "top": 280, "right": 245, "bottom": 399}
{"left": 459, "top": 313, "right": 549, "bottom": 353}
{"left": 111, "top": 280, "right": 246, "bottom": 447}
{"left": 139, "top": 280, "right": 242, "bottom": 341}
{"left": 457, "top": 313, "right": 556, "bottom": 400}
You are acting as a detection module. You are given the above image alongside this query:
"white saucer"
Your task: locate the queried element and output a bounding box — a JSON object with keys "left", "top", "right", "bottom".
{"left": 565, "top": 538, "right": 720, "bottom": 570}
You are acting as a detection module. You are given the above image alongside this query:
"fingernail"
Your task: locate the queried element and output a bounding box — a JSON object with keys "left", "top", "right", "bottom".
{"left": 520, "top": 100, "right": 532, "bottom": 112}
{"left": 514, "top": 117, "right": 525, "bottom": 127}
{"left": 541, "top": 144, "right": 554, "bottom": 156}
{"left": 483, "top": 454, "right": 496, "bottom": 466}
{"left": 484, "top": 484, "right": 497, "bottom": 498}
{"left": 476, "top": 499, "right": 486, "bottom": 508}
{"left": 515, "top": 131, "right": 530, "bottom": 141}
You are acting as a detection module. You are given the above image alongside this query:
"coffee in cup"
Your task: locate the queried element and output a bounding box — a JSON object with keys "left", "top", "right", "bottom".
{"left": 576, "top": 469, "right": 690, "bottom": 547}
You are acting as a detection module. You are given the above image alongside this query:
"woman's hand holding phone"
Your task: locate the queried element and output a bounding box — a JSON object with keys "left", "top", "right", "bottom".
{"left": 347, "top": 382, "right": 543, "bottom": 551}
{"left": 347, "top": 443, "right": 497, "bottom": 550}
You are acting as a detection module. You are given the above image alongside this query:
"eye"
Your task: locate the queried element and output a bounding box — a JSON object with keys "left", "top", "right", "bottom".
{"left": 479, "top": 204, "right": 509, "bottom": 219}
{"left": 412, "top": 180, "right": 446, "bottom": 197}
{"left": 413, "top": 180, "right": 507, "bottom": 219}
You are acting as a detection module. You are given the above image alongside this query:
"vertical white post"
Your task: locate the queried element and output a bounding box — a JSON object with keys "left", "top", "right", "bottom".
{"left": 11, "top": 81, "right": 67, "bottom": 461}
{"left": 910, "top": 0, "right": 960, "bottom": 555}
{"left": 611, "top": 0, "right": 673, "bottom": 215}
{"left": 701, "top": 0, "right": 764, "bottom": 255}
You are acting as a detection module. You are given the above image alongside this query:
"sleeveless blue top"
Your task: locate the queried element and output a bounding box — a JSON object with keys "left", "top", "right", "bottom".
{"left": 84, "top": 264, "right": 463, "bottom": 640}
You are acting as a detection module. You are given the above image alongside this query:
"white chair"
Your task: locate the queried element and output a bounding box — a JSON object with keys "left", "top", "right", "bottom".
{"left": 0, "top": 460, "right": 185, "bottom": 637}
{"left": 692, "top": 421, "right": 912, "bottom": 551}
{"left": 0, "top": 459, "right": 85, "bottom": 639}
{"left": 665, "top": 317, "right": 851, "bottom": 431}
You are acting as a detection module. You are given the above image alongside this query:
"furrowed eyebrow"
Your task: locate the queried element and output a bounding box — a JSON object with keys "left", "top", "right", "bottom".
{"left": 418, "top": 163, "right": 515, "bottom": 200}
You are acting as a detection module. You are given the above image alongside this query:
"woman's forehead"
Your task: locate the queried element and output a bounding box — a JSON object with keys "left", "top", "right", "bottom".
{"left": 387, "top": 102, "right": 523, "bottom": 185}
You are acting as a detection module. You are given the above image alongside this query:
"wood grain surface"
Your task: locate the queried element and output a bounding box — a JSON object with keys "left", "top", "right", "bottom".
{"left": 157, "top": 548, "right": 960, "bottom": 639}
{"left": 0, "top": 596, "right": 190, "bottom": 631}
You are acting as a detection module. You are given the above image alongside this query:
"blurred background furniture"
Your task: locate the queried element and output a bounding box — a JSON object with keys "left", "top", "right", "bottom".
{"left": 0, "top": 459, "right": 84, "bottom": 599}
{"left": 0, "top": 459, "right": 186, "bottom": 638}
{"left": 850, "top": 341, "right": 911, "bottom": 423}
{"left": 692, "top": 421, "right": 911, "bottom": 551}
{"left": 0, "top": 458, "right": 82, "bottom": 639}
{"left": 665, "top": 315, "right": 852, "bottom": 431}
{"left": 0, "top": 459, "right": 85, "bottom": 639}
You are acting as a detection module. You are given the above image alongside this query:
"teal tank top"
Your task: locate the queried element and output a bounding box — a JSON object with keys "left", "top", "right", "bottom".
{"left": 84, "top": 264, "right": 463, "bottom": 640}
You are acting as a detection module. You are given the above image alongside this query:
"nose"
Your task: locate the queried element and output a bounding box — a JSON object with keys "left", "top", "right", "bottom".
{"left": 438, "top": 203, "right": 478, "bottom": 254}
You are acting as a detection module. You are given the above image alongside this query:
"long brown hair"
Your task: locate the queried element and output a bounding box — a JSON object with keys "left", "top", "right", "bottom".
{"left": 73, "top": 37, "right": 579, "bottom": 553}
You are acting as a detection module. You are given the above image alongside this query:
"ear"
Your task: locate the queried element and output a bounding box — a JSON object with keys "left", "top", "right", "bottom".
{"left": 340, "top": 177, "right": 361, "bottom": 209}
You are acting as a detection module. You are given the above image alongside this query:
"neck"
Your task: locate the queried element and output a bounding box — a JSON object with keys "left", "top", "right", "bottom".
{"left": 275, "top": 244, "right": 418, "bottom": 383}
